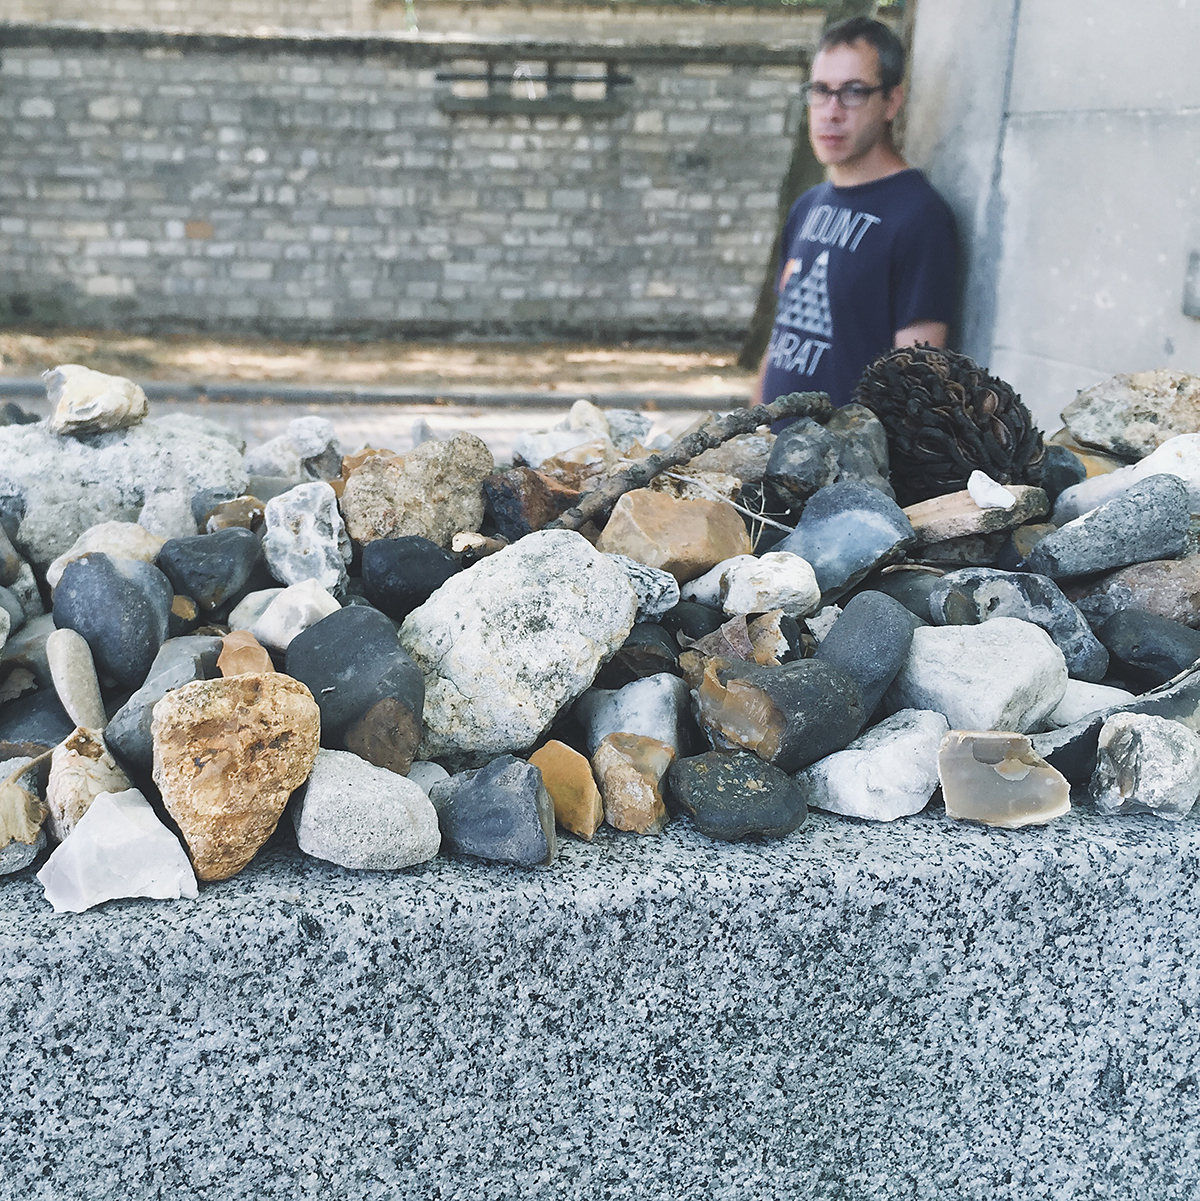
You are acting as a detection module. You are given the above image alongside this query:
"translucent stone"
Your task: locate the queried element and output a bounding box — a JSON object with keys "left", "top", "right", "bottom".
{"left": 938, "top": 730, "right": 1070, "bottom": 829}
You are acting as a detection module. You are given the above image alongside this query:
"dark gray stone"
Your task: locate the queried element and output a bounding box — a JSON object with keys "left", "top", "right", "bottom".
{"left": 594, "top": 623, "right": 681, "bottom": 690}
{"left": 361, "top": 536, "right": 459, "bottom": 622}
{"left": 858, "top": 567, "right": 940, "bottom": 624}
{"left": 0, "top": 689, "right": 74, "bottom": 748}
{"left": 52, "top": 554, "right": 173, "bottom": 689}
{"left": 1098, "top": 610, "right": 1200, "bottom": 688}
{"left": 428, "top": 755, "right": 556, "bottom": 867}
{"left": 658, "top": 601, "right": 725, "bottom": 643}
{"left": 1038, "top": 444, "right": 1088, "bottom": 504}
{"left": 775, "top": 480, "right": 915, "bottom": 600}
{"left": 105, "top": 635, "right": 224, "bottom": 781}
{"left": 930, "top": 568, "right": 1109, "bottom": 682}
{"left": 814, "top": 590, "right": 919, "bottom": 719}
{"left": 1022, "top": 474, "right": 1189, "bottom": 579}
{"left": 285, "top": 604, "right": 425, "bottom": 775}
{"left": 667, "top": 750, "right": 806, "bottom": 841}
{"left": 765, "top": 404, "right": 891, "bottom": 501}
{"left": 156, "top": 527, "right": 263, "bottom": 613}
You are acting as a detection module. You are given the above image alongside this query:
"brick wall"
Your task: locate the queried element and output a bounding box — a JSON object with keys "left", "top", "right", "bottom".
{"left": 0, "top": 25, "right": 803, "bottom": 339}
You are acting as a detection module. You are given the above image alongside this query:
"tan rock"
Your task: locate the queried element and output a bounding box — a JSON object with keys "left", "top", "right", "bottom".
{"left": 171, "top": 595, "right": 199, "bottom": 628}
{"left": 204, "top": 496, "right": 264, "bottom": 533}
{"left": 938, "top": 729, "right": 1070, "bottom": 829}
{"left": 529, "top": 739, "right": 602, "bottom": 840}
{"left": 1010, "top": 522, "right": 1056, "bottom": 561}
{"left": 595, "top": 489, "right": 752, "bottom": 583}
{"left": 151, "top": 673, "right": 320, "bottom": 881}
{"left": 46, "top": 521, "right": 165, "bottom": 590}
{"left": 1046, "top": 429, "right": 1125, "bottom": 477}
{"left": 1061, "top": 370, "right": 1200, "bottom": 459}
{"left": 340, "top": 432, "right": 493, "bottom": 548}
{"left": 591, "top": 732, "right": 674, "bottom": 835}
{"left": 44, "top": 364, "right": 148, "bottom": 436}
{"left": 218, "top": 629, "right": 274, "bottom": 676}
{"left": 46, "top": 727, "right": 130, "bottom": 842}
{"left": 536, "top": 437, "right": 618, "bottom": 492}
{"left": 903, "top": 485, "right": 1048, "bottom": 547}
{"left": 0, "top": 757, "right": 46, "bottom": 855}
{"left": 46, "top": 627, "right": 106, "bottom": 730}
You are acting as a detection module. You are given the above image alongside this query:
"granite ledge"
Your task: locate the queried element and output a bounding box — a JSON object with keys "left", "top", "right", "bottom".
{"left": 2, "top": 805, "right": 1199, "bottom": 1201}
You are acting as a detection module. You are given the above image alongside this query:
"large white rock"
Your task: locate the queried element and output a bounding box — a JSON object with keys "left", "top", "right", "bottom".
{"left": 293, "top": 748, "right": 441, "bottom": 870}
{"left": 796, "top": 709, "right": 948, "bottom": 821}
{"left": 885, "top": 617, "right": 1068, "bottom": 733}
{"left": 400, "top": 529, "right": 638, "bottom": 763}
{"left": 1091, "top": 713, "right": 1200, "bottom": 820}
{"left": 0, "top": 417, "right": 247, "bottom": 567}
{"left": 36, "top": 788, "right": 197, "bottom": 912}
{"left": 262, "top": 481, "right": 352, "bottom": 594}
{"left": 719, "top": 551, "right": 820, "bottom": 618}
{"left": 44, "top": 364, "right": 148, "bottom": 436}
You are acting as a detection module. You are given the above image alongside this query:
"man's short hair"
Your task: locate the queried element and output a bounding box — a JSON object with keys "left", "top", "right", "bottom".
{"left": 818, "top": 16, "right": 906, "bottom": 93}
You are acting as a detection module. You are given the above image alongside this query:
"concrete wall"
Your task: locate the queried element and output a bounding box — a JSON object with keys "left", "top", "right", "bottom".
{"left": 0, "top": 24, "right": 805, "bottom": 340}
{"left": 905, "top": 0, "right": 1200, "bottom": 432}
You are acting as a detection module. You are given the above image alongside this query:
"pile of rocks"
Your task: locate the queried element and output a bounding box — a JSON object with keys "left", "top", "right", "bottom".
{"left": 4, "top": 363, "right": 1200, "bottom": 913}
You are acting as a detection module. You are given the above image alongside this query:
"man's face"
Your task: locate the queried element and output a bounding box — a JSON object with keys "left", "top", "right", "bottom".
{"left": 807, "top": 39, "right": 904, "bottom": 171}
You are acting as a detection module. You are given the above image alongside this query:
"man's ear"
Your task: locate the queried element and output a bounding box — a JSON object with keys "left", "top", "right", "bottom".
{"left": 884, "top": 82, "right": 905, "bottom": 123}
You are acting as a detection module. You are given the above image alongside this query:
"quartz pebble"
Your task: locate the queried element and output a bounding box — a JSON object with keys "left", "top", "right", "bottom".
{"left": 217, "top": 630, "right": 274, "bottom": 677}
{"left": 528, "top": 739, "right": 603, "bottom": 840}
{"left": 668, "top": 749, "right": 805, "bottom": 840}
{"left": 152, "top": 673, "right": 320, "bottom": 881}
{"left": 46, "top": 727, "right": 130, "bottom": 842}
{"left": 591, "top": 732, "right": 673, "bottom": 835}
{"left": 44, "top": 364, "right": 148, "bottom": 436}
{"left": 36, "top": 787, "right": 197, "bottom": 912}
{"left": 938, "top": 729, "right": 1071, "bottom": 828}
{"left": 46, "top": 627, "right": 107, "bottom": 730}
{"left": 797, "top": 709, "right": 948, "bottom": 822}
{"left": 293, "top": 748, "right": 440, "bottom": 870}
{"left": 429, "top": 755, "right": 556, "bottom": 866}
{"left": 263, "top": 481, "right": 352, "bottom": 595}
{"left": 249, "top": 578, "right": 341, "bottom": 653}
{"left": 1091, "top": 712, "right": 1200, "bottom": 820}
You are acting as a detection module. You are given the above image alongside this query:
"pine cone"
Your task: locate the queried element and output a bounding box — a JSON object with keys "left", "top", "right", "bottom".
{"left": 853, "top": 346, "right": 1045, "bottom": 507}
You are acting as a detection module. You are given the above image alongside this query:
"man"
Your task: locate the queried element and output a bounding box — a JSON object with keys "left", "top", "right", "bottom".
{"left": 755, "top": 17, "right": 956, "bottom": 419}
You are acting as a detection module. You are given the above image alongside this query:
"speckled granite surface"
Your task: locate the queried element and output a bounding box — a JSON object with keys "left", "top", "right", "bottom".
{"left": 3, "top": 804, "right": 1199, "bottom": 1200}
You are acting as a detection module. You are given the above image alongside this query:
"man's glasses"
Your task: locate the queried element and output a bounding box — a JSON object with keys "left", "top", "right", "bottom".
{"left": 801, "top": 82, "right": 887, "bottom": 109}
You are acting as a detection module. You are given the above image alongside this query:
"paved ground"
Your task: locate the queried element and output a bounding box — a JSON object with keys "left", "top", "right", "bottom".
{"left": 0, "top": 328, "right": 753, "bottom": 456}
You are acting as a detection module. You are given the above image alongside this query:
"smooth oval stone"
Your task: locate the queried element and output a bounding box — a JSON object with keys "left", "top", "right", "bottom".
{"left": 428, "top": 755, "right": 556, "bottom": 866}
{"left": 1097, "top": 610, "right": 1200, "bottom": 687}
{"left": 593, "top": 624, "right": 681, "bottom": 690}
{"left": 156, "top": 527, "right": 262, "bottom": 614}
{"left": 668, "top": 749, "right": 806, "bottom": 840}
{"left": 361, "top": 535, "right": 458, "bottom": 621}
{"left": 45, "top": 627, "right": 107, "bottom": 730}
{"left": 775, "top": 480, "right": 916, "bottom": 599}
{"left": 249, "top": 579, "right": 340, "bottom": 653}
{"left": 815, "top": 590, "right": 919, "bottom": 719}
{"left": 1023, "top": 474, "right": 1190, "bottom": 578}
{"left": 52, "top": 554, "right": 172, "bottom": 689}
{"left": 285, "top": 604, "right": 425, "bottom": 775}
{"left": 929, "top": 567, "right": 1109, "bottom": 682}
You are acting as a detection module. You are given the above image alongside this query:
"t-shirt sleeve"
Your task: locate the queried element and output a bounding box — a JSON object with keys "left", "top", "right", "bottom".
{"left": 891, "top": 194, "right": 957, "bottom": 331}
{"left": 776, "top": 199, "right": 804, "bottom": 287}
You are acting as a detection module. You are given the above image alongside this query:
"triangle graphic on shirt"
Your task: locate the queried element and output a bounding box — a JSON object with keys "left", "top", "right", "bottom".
{"left": 776, "top": 250, "right": 833, "bottom": 339}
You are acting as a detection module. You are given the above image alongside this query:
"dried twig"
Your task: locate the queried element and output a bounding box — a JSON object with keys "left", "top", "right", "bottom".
{"left": 546, "top": 391, "right": 830, "bottom": 532}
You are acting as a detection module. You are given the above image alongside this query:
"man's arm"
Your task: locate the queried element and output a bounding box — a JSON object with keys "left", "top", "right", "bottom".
{"left": 894, "top": 320, "right": 947, "bottom": 348}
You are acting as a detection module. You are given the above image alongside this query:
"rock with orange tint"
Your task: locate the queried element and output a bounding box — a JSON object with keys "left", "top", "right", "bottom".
{"left": 528, "top": 739, "right": 602, "bottom": 840}
{"left": 483, "top": 467, "right": 580, "bottom": 541}
{"left": 151, "top": 673, "right": 319, "bottom": 881}
{"left": 594, "top": 489, "right": 752, "bottom": 583}
{"left": 591, "top": 732, "right": 674, "bottom": 835}
{"left": 217, "top": 629, "right": 274, "bottom": 677}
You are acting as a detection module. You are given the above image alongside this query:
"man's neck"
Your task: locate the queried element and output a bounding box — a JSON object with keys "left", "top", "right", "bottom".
{"left": 827, "top": 144, "right": 909, "bottom": 188}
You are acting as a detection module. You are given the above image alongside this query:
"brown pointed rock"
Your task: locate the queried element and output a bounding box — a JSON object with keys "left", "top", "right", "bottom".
{"left": 218, "top": 629, "right": 274, "bottom": 677}
{"left": 151, "top": 673, "right": 320, "bottom": 881}
{"left": 528, "top": 740, "right": 602, "bottom": 840}
{"left": 591, "top": 732, "right": 674, "bottom": 835}
{"left": 594, "top": 489, "right": 752, "bottom": 583}
{"left": 903, "top": 485, "right": 1048, "bottom": 547}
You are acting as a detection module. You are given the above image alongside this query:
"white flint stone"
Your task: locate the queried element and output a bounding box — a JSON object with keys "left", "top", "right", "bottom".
{"left": 44, "top": 364, "right": 148, "bottom": 436}
{"left": 1091, "top": 713, "right": 1200, "bottom": 820}
{"left": 36, "top": 788, "right": 197, "bottom": 913}
{"left": 719, "top": 551, "right": 820, "bottom": 618}
{"left": 47, "top": 521, "right": 166, "bottom": 590}
{"left": 968, "top": 470, "right": 1017, "bottom": 510}
{"left": 806, "top": 604, "right": 842, "bottom": 642}
{"left": 406, "top": 761, "right": 449, "bottom": 792}
{"left": 250, "top": 579, "right": 340, "bottom": 653}
{"left": 604, "top": 409, "right": 653, "bottom": 453}
{"left": 680, "top": 561, "right": 726, "bottom": 608}
{"left": 245, "top": 417, "right": 342, "bottom": 481}
{"left": 558, "top": 399, "right": 611, "bottom": 440}
{"left": 885, "top": 617, "right": 1068, "bottom": 733}
{"left": 796, "top": 709, "right": 948, "bottom": 821}
{"left": 46, "top": 627, "right": 106, "bottom": 730}
{"left": 293, "top": 748, "right": 441, "bottom": 870}
{"left": 574, "top": 673, "right": 692, "bottom": 755}
{"left": 228, "top": 588, "right": 284, "bottom": 632}
{"left": 511, "top": 427, "right": 597, "bottom": 468}
{"left": 400, "top": 529, "right": 638, "bottom": 763}
{"left": 138, "top": 489, "right": 198, "bottom": 540}
{"left": 262, "top": 481, "right": 352, "bottom": 593}
{"left": 1042, "top": 679, "right": 1136, "bottom": 730}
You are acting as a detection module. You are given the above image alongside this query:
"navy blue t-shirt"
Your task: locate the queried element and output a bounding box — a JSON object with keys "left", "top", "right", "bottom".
{"left": 761, "top": 168, "right": 956, "bottom": 413}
